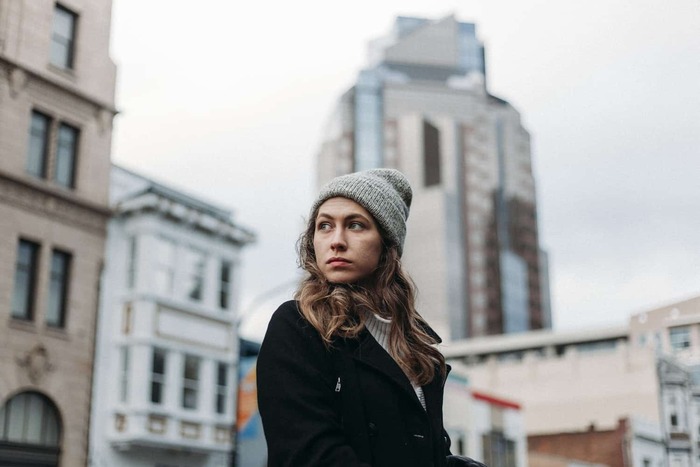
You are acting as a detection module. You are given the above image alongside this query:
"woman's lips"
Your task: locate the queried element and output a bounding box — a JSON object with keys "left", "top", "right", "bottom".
{"left": 327, "top": 257, "right": 350, "bottom": 266}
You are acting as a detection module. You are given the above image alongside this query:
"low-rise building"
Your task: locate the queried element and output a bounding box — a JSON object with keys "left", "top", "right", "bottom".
{"left": 89, "top": 166, "right": 255, "bottom": 467}
{"left": 445, "top": 364, "right": 526, "bottom": 467}
{"left": 527, "top": 417, "right": 666, "bottom": 467}
{"left": 443, "top": 296, "right": 700, "bottom": 466}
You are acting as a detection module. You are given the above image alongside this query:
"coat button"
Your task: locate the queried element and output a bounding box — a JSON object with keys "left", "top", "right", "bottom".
{"left": 368, "top": 422, "right": 377, "bottom": 436}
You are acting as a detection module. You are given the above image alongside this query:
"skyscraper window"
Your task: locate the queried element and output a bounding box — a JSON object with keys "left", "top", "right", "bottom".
{"left": 423, "top": 120, "right": 441, "bottom": 186}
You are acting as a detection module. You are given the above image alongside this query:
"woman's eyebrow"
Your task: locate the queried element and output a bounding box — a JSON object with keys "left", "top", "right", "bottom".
{"left": 316, "top": 212, "right": 370, "bottom": 222}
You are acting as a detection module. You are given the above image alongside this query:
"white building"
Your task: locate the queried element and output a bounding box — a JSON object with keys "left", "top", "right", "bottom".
{"left": 444, "top": 364, "right": 527, "bottom": 467}
{"left": 89, "top": 166, "right": 255, "bottom": 467}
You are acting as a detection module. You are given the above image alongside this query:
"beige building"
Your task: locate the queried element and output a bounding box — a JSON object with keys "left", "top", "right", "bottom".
{"left": 0, "top": 1, "right": 116, "bottom": 466}
{"left": 442, "top": 296, "right": 700, "bottom": 466}
{"left": 629, "top": 295, "right": 700, "bottom": 381}
{"left": 317, "top": 15, "right": 551, "bottom": 341}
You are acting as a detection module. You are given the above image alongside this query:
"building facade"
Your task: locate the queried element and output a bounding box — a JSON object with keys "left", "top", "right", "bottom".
{"left": 444, "top": 366, "right": 527, "bottom": 467}
{"left": 0, "top": 1, "right": 116, "bottom": 465}
{"left": 88, "top": 166, "right": 255, "bottom": 467}
{"left": 442, "top": 297, "right": 700, "bottom": 467}
{"left": 317, "top": 15, "right": 551, "bottom": 340}
{"left": 628, "top": 296, "right": 700, "bottom": 467}
{"left": 527, "top": 417, "right": 666, "bottom": 467}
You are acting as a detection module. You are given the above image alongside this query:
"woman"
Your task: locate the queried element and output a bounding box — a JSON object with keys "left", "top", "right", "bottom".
{"left": 257, "top": 169, "right": 482, "bottom": 467}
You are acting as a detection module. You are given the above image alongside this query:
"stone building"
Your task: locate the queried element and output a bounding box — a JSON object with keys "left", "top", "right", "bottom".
{"left": 89, "top": 166, "right": 255, "bottom": 467}
{"left": 316, "top": 15, "right": 551, "bottom": 340}
{"left": 0, "top": 0, "right": 116, "bottom": 465}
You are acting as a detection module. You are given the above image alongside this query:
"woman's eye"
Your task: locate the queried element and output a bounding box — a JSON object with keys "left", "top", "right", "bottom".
{"left": 317, "top": 222, "right": 331, "bottom": 231}
{"left": 349, "top": 221, "right": 364, "bottom": 230}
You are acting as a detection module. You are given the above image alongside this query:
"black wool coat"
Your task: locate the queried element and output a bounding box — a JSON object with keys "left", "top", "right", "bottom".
{"left": 257, "top": 300, "right": 452, "bottom": 467}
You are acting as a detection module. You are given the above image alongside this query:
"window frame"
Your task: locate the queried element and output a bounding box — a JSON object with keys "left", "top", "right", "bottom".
{"left": 669, "top": 326, "right": 691, "bottom": 351}
{"left": 46, "top": 248, "right": 71, "bottom": 328}
{"left": 11, "top": 239, "right": 41, "bottom": 321}
{"left": 150, "top": 348, "right": 167, "bottom": 405}
{"left": 219, "top": 260, "right": 232, "bottom": 309}
{"left": 184, "top": 247, "right": 206, "bottom": 302}
{"left": 54, "top": 122, "right": 79, "bottom": 188}
{"left": 182, "top": 354, "right": 200, "bottom": 410}
{"left": 215, "top": 362, "right": 228, "bottom": 414}
{"left": 154, "top": 237, "right": 177, "bottom": 295}
{"left": 50, "top": 4, "right": 78, "bottom": 70}
{"left": 0, "top": 391, "right": 61, "bottom": 447}
{"left": 26, "top": 110, "right": 52, "bottom": 179}
{"left": 119, "top": 347, "right": 130, "bottom": 403}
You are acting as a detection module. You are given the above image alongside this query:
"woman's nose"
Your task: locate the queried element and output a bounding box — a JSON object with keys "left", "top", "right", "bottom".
{"left": 330, "top": 229, "right": 347, "bottom": 251}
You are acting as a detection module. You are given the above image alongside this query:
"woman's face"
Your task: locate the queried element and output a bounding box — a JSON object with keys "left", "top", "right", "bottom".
{"left": 313, "top": 197, "right": 383, "bottom": 284}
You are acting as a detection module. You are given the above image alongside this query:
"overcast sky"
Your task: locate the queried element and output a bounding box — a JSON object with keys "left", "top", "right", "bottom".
{"left": 110, "top": 0, "right": 700, "bottom": 341}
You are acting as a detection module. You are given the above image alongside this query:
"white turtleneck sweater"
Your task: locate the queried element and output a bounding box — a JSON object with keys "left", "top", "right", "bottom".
{"left": 364, "top": 313, "right": 426, "bottom": 410}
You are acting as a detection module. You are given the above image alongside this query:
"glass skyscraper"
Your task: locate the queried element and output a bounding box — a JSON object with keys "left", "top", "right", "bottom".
{"left": 317, "top": 15, "right": 551, "bottom": 340}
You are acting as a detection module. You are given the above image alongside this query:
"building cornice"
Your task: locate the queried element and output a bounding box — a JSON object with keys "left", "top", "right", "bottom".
{"left": 0, "top": 55, "right": 118, "bottom": 114}
{"left": 0, "top": 170, "right": 112, "bottom": 234}
{"left": 116, "top": 191, "right": 256, "bottom": 246}
{"left": 442, "top": 324, "right": 629, "bottom": 358}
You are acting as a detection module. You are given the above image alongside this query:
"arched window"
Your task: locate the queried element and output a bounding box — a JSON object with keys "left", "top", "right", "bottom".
{"left": 0, "top": 391, "right": 61, "bottom": 467}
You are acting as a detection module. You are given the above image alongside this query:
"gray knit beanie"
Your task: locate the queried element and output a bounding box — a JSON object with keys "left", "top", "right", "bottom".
{"left": 310, "top": 168, "right": 412, "bottom": 256}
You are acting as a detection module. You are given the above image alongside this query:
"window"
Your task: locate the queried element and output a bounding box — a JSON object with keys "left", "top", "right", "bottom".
{"left": 482, "top": 431, "right": 516, "bottom": 467}
{"left": 669, "top": 326, "right": 691, "bottom": 351}
{"left": 50, "top": 4, "right": 77, "bottom": 69}
{"left": 154, "top": 238, "right": 176, "bottom": 295}
{"left": 423, "top": 119, "right": 441, "bottom": 186}
{"left": 119, "top": 347, "right": 129, "bottom": 403}
{"left": 182, "top": 355, "right": 200, "bottom": 409}
{"left": 46, "top": 249, "right": 71, "bottom": 327}
{"left": 219, "top": 261, "right": 231, "bottom": 309}
{"left": 690, "top": 364, "right": 700, "bottom": 386}
{"left": 150, "top": 348, "right": 166, "bottom": 405}
{"left": 12, "top": 240, "right": 40, "bottom": 321}
{"left": 185, "top": 248, "right": 206, "bottom": 301}
{"left": 55, "top": 123, "right": 79, "bottom": 188}
{"left": 126, "top": 236, "right": 138, "bottom": 289}
{"left": 215, "top": 362, "right": 228, "bottom": 414}
{"left": 26, "top": 111, "right": 51, "bottom": 178}
{"left": 670, "top": 413, "right": 678, "bottom": 428}
{"left": 0, "top": 392, "right": 60, "bottom": 444}
{"left": 25, "top": 110, "right": 81, "bottom": 189}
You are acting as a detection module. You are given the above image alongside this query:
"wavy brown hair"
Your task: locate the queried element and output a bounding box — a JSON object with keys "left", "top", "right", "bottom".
{"left": 295, "top": 211, "right": 446, "bottom": 386}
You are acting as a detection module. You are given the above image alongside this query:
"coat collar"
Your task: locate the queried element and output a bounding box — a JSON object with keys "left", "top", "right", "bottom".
{"left": 345, "top": 329, "right": 435, "bottom": 413}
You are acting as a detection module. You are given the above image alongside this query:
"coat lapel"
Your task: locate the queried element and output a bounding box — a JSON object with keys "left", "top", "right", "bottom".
{"left": 349, "top": 330, "right": 425, "bottom": 410}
